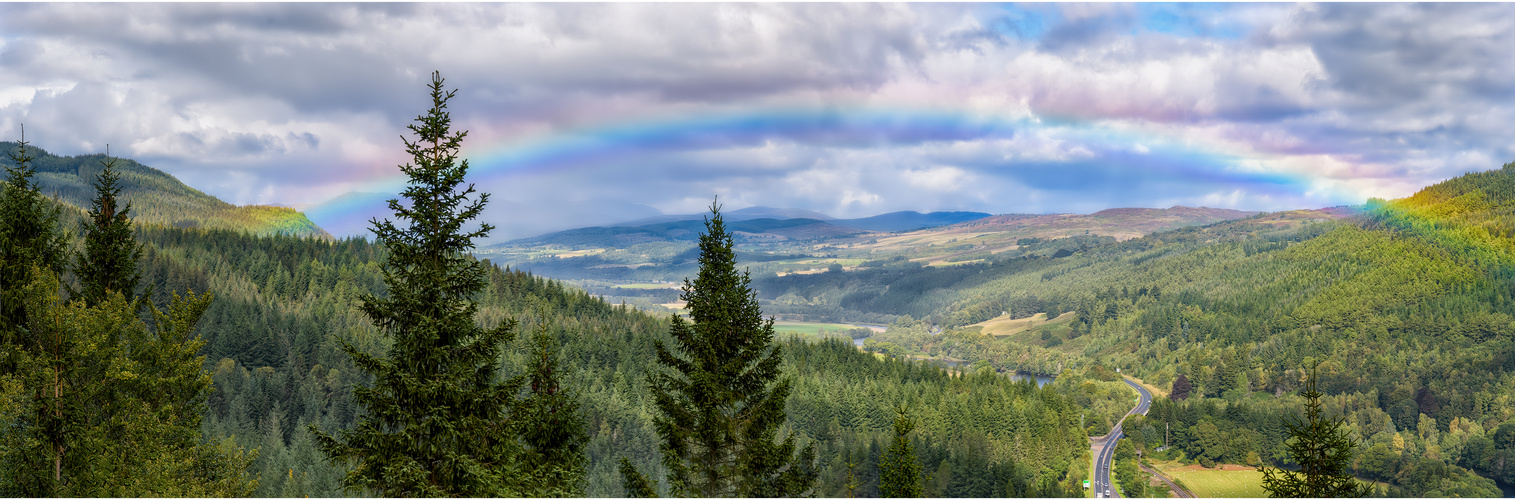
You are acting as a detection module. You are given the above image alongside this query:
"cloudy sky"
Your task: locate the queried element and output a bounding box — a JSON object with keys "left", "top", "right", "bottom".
{"left": 2, "top": 3, "right": 1513, "bottom": 240}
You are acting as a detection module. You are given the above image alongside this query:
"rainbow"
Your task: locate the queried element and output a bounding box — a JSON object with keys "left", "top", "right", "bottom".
{"left": 1365, "top": 168, "right": 1515, "bottom": 266}
{"left": 456, "top": 107, "right": 1319, "bottom": 193}
{"left": 312, "top": 105, "right": 1361, "bottom": 231}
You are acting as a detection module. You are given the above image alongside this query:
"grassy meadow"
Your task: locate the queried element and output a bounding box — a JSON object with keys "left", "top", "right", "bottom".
{"left": 771, "top": 321, "right": 875, "bottom": 336}
{"left": 1157, "top": 463, "right": 1267, "bottom": 498}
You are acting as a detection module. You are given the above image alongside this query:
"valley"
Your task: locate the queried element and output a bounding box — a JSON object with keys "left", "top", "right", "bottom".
{"left": 8, "top": 138, "right": 1515, "bottom": 497}
{"left": 478, "top": 162, "right": 1515, "bottom": 497}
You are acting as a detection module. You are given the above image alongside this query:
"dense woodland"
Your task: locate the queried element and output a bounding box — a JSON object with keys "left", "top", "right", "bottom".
{"left": 131, "top": 223, "right": 1095, "bottom": 496}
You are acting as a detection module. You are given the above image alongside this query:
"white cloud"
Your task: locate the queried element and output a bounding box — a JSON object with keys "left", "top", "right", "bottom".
{"left": 0, "top": 3, "right": 1511, "bottom": 240}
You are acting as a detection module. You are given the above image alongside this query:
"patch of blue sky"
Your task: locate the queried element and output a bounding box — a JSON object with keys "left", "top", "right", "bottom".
{"left": 1135, "top": 3, "right": 1246, "bottom": 39}
{"left": 979, "top": 3, "right": 1055, "bottom": 41}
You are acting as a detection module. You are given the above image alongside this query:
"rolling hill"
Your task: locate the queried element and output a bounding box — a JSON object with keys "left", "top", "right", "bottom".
{"left": 0, "top": 141, "right": 330, "bottom": 239}
{"left": 757, "top": 163, "right": 1515, "bottom": 497}
{"left": 947, "top": 206, "right": 1260, "bottom": 240}
{"left": 832, "top": 210, "right": 993, "bottom": 232}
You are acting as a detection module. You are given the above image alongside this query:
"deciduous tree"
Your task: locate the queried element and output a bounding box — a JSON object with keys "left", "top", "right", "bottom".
{"left": 1171, "top": 373, "right": 1192, "bottom": 401}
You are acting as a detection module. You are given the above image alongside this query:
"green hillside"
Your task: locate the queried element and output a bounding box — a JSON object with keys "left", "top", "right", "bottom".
{"left": 818, "top": 163, "right": 1515, "bottom": 496}
{"left": 0, "top": 140, "right": 1096, "bottom": 497}
{"left": 129, "top": 224, "right": 1094, "bottom": 497}
{"left": 0, "top": 141, "right": 329, "bottom": 239}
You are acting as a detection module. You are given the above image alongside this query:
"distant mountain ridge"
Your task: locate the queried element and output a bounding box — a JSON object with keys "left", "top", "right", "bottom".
{"left": 945, "top": 205, "right": 1260, "bottom": 241}
{"left": 495, "top": 205, "right": 1273, "bottom": 251}
{"left": 610, "top": 206, "right": 836, "bottom": 227}
{"left": 837, "top": 210, "right": 992, "bottom": 232}
{"left": 0, "top": 141, "right": 330, "bottom": 239}
{"left": 503, "top": 217, "right": 861, "bottom": 248}
{"left": 503, "top": 208, "right": 996, "bottom": 249}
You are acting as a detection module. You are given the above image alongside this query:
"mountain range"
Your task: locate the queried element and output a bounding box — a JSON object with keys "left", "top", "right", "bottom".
{"left": 501, "top": 209, "right": 997, "bottom": 249}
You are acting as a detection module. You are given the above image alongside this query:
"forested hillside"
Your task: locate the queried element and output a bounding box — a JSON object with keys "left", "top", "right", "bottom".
{"left": 822, "top": 162, "right": 1515, "bottom": 496}
{"left": 13, "top": 116, "right": 1515, "bottom": 497}
{"left": 0, "top": 141, "right": 328, "bottom": 239}
{"left": 134, "top": 224, "right": 1093, "bottom": 496}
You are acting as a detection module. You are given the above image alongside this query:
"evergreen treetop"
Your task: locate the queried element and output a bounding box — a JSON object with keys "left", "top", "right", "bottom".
{"left": 73, "top": 147, "right": 147, "bottom": 309}
{"left": 0, "top": 127, "right": 70, "bottom": 344}
{"left": 1259, "top": 366, "right": 1372, "bottom": 498}
{"left": 312, "top": 71, "right": 525, "bottom": 497}
{"left": 878, "top": 405, "right": 924, "bottom": 498}
{"left": 627, "top": 199, "right": 817, "bottom": 497}
{"left": 518, "top": 321, "right": 589, "bottom": 497}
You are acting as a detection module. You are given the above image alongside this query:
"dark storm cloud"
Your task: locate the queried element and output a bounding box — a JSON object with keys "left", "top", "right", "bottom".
{"left": 1280, "top": 3, "right": 1515, "bottom": 104}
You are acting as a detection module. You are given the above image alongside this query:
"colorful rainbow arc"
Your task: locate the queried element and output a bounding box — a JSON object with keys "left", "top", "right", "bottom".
{"left": 317, "top": 106, "right": 1344, "bottom": 223}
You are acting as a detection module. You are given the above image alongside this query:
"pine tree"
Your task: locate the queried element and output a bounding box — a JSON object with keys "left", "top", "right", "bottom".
{"left": 878, "top": 406, "right": 924, "bottom": 498}
{"left": 518, "top": 322, "right": 588, "bottom": 497}
{"left": 621, "top": 457, "right": 658, "bottom": 497}
{"left": 0, "top": 269, "right": 254, "bottom": 497}
{"left": 73, "top": 147, "right": 147, "bottom": 309}
{"left": 311, "top": 71, "right": 526, "bottom": 497}
{"left": 0, "top": 127, "right": 69, "bottom": 352}
{"left": 1259, "top": 366, "right": 1371, "bottom": 498}
{"left": 623, "top": 200, "right": 817, "bottom": 497}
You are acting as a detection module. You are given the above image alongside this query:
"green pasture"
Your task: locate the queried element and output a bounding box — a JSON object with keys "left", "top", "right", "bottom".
{"left": 614, "top": 283, "right": 679, "bottom": 289}
{"left": 1162, "top": 467, "right": 1266, "bottom": 498}
{"left": 771, "top": 321, "right": 869, "bottom": 336}
{"left": 1154, "top": 461, "right": 1383, "bottom": 498}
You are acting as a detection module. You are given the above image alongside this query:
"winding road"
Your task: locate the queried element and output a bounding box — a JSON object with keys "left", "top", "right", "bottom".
{"left": 1093, "top": 376, "right": 1152, "bottom": 498}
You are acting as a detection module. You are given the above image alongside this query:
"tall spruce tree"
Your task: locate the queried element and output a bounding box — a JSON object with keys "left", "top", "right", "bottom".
{"left": 1259, "top": 366, "right": 1372, "bottom": 498}
{"left": 73, "top": 148, "right": 147, "bottom": 309}
{"left": 518, "top": 322, "right": 588, "bottom": 497}
{"left": 0, "top": 128, "right": 69, "bottom": 351}
{"left": 623, "top": 200, "right": 817, "bottom": 497}
{"left": 311, "top": 71, "right": 527, "bottom": 497}
{"left": 878, "top": 406, "right": 924, "bottom": 498}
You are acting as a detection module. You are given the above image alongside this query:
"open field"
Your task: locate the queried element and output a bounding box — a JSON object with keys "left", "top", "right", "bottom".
{"left": 769, "top": 258, "right": 867, "bottom": 276}
{"left": 772, "top": 321, "right": 875, "bottom": 336}
{"left": 614, "top": 282, "right": 680, "bottom": 289}
{"left": 852, "top": 230, "right": 1003, "bottom": 252}
{"left": 1151, "top": 460, "right": 1386, "bottom": 497}
{"left": 552, "top": 248, "right": 605, "bottom": 258}
{"left": 970, "top": 312, "right": 1076, "bottom": 337}
{"left": 1155, "top": 463, "right": 1265, "bottom": 498}
{"left": 922, "top": 257, "right": 985, "bottom": 267}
